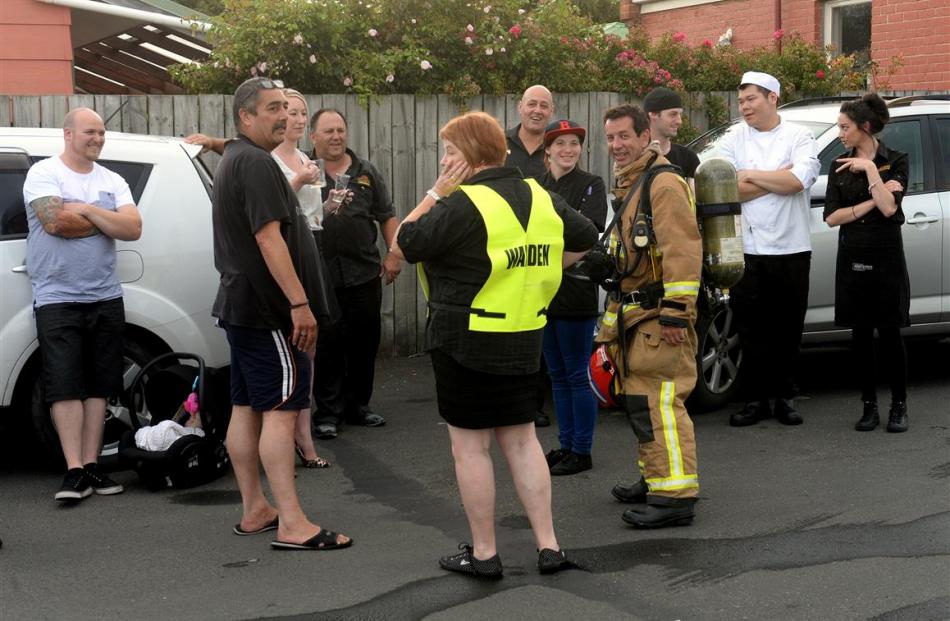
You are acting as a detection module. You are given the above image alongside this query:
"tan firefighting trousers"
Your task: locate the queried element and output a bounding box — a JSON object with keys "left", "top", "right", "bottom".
{"left": 620, "top": 317, "right": 699, "bottom": 501}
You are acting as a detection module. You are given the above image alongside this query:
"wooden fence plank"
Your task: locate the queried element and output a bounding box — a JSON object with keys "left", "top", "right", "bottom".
{"left": 12, "top": 96, "right": 41, "bottom": 127}
{"left": 390, "top": 94, "right": 417, "bottom": 356}
{"left": 67, "top": 95, "right": 95, "bottom": 113}
{"left": 568, "top": 92, "right": 591, "bottom": 172}
{"left": 0, "top": 96, "right": 10, "bottom": 127}
{"left": 346, "top": 95, "right": 370, "bottom": 160}
{"left": 125, "top": 96, "right": 149, "bottom": 134}
{"left": 369, "top": 96, "right": 395, "bottom": 356}
{"left": 223, "top": 95, "right": 235, "bottom": 144}
{"left": 414, "top": 94, "right": 439, "bottom": 351}
{"left": 40, "top": 96, "right": 67, "bottom": 128}
{"left": 553, "top": 92, "right": 571, "bottom": 119}
{"left": 481, "top": 95, "right": 507, "bottom": 127}
{"left": 148, "top": 95, "right": 174, "bottom": 136}
{"left": 95, "top": 95, "right": 123, "bottom": 131}
{"left": 198, "top": 94, "right": 225, "bottom": 170}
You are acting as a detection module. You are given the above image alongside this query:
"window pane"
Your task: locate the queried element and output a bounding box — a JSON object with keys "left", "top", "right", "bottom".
{"left": 819, "top": 141, "right": 848, "bottom": 176}
{"left": 831, "top": 1, "right": 871, "bottom": 65}
{"left": 0, "top": 153, "right": 31, "bottom": 238}
{"left": 881, "top": 120, "right": 924, "bottom": 193}
{"left": 935, "top": 118, "right": 950, "bottom": 190}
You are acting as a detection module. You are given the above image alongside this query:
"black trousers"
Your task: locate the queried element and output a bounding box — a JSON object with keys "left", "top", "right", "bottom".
{"left": 731, "top": 252, "right": 811, "bottom": 402}
{"left": 852, "top": 325, "right": 907, "bottom": 404}
{"left": 313, "top": 277, "right": 382, "bottom": 425}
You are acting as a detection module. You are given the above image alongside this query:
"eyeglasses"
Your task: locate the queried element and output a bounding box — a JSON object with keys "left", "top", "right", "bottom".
{"left": 235, "top": 78, "right": 286, "bottom": 109}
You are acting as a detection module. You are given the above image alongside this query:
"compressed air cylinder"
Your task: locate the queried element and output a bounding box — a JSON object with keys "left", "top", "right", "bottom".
{"left": 694, "top": 158, "right": 744, "bottom": 290}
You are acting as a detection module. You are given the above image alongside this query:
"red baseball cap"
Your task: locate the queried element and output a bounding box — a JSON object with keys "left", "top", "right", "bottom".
{"left": 544, "top": 119, "right": 586, "bottom": 147}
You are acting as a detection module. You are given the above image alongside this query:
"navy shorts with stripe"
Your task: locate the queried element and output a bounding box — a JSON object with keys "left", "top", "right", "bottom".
{"left": 221, "top": 321, "right": 311, "bottom": 412}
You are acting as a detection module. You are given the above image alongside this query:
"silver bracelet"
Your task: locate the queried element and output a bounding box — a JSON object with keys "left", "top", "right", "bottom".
{"left": 426, "top": 189, "right": 441, "bottom": 202}
{"left": 868, "top": 181, "right": 879, "bottom": 192}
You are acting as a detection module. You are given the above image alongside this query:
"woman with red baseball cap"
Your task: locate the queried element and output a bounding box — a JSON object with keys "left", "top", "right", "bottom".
{"left": 538, "top": 119, "right": 608, "bottom": 476}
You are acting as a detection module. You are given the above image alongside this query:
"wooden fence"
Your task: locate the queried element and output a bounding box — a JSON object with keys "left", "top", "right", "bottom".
{"left": 0, "top": 89, "right": 939, "bottom": 355}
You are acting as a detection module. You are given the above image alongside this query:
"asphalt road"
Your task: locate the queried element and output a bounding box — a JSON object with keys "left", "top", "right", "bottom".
{"left": 1, "top": 339, "right": 948, "bottom": 621}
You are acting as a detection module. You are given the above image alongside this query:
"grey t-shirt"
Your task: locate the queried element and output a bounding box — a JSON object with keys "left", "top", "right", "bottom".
{"left": 22, "top": 156, "right": 134, "bottom": 307}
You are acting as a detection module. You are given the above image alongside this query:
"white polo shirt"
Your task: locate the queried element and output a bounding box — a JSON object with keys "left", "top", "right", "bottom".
{"left": 718, "top": 118, "right": 819, "bottom": 255}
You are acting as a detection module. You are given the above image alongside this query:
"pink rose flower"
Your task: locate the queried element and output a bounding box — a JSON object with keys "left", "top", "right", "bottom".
{"left": 509, "top": 24, "right": 521, "bottom": 38}
{"left": 343, "top": 77, "right": 353, "bottom": 87}
{"left": 773, "top": 29, "right": 784, "bottom": 39}
{"left": 702, "top": 38, "right": 713, "bottom": 48}
{"left": 420, "top": 60, "right": 432, "bottom": 70}
{"left": 816, "top": 69, "right": 826, "bottom": 79}
{"left": 672, "top": 31, "right": 686, "bottom": 43}
{"left": 386, "top": 74, "right": 395, "bottom": 83}
{"left": 368, "top": 28, "right": 378, "bottom": 37}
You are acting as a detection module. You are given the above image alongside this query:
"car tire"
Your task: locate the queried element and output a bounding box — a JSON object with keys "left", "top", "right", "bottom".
{"left": 688, "top": 303, "right": 743, "bottom": 412}
{"left": 29, "top": 336, "right": 159, "bottom": 468}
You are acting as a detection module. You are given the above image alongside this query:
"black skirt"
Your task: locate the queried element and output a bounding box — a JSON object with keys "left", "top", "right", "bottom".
{"left": 430, "top": 349, "right": 538, "bottom": 429}
{"left": 834, "top": 239, "right": 910, "bottom": 328}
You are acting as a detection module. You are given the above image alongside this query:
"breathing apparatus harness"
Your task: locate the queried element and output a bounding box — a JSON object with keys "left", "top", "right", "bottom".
{"left": 588, "top": 154, "right": 681, "bottom": 374}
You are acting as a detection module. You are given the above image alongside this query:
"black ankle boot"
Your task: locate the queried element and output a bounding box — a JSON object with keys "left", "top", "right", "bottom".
{"left": 855, "top": 401, "right": 879, "bottom": 431}
{"left": 886, "top": 401, "right": 908, "bottom": 433}
{"left": 611, "top": 477, "right": 647, "bottom": 503}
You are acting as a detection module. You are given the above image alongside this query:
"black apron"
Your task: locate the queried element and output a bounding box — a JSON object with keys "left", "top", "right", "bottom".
{"left": 834, "top": 225, "right": 910, "bottom": 328}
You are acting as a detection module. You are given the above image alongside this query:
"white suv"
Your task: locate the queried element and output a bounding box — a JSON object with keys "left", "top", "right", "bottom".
{"left": 0, "top": 129, "right": 228, "bottom": 462}
{"left": 687, "top": 96, "right": 950, "bottom": 410}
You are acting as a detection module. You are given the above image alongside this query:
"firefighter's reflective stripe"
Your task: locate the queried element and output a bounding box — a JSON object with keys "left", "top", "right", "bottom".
{"left": 663, "top": 280, "right": 700, "bottom": 298}
{"left": 645, "top": 474, "right": 700, "bottom": 491}
{"left": 660, "top": 381, "right": 683, "bottom": 476}
{"left": 601, "top": 302, "right": 643, "bottom": 329}
{"left": 460, "top": 179, "right": 564, "bottom": 332}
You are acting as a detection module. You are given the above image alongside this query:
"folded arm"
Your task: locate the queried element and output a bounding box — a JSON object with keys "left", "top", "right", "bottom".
{"left": 30, "top": 196, "right": 98, "bottom": 238}
{"left": 64, "top": 202, "right": 141, "bottom": 241}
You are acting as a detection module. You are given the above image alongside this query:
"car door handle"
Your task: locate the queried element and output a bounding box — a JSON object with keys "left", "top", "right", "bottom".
{"left": 906, "top": 214, "right": 939, "bottom": 225}
{"left": 11, "top": 263, "right": 28, "bottom": 273}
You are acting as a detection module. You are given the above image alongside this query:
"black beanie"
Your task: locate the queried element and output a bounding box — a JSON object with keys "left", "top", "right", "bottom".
{"left": 643, "top": 87, "right": 683, "bottom": 113}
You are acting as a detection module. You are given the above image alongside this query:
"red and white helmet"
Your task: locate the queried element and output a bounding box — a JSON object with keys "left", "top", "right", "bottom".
{"left": 588, "top": 343, "right": 621, "bottom": 408}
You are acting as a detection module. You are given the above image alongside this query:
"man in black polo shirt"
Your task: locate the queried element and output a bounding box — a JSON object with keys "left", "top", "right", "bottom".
{"left": 505, "top": 84, "right": 555, "bottom": 180}
{"left": 643, "top": 88, "right": 700, "bottom": 192}
{"left": 308, "top": 109, "right": 398, "bottom": 438}
{"left": 212, "top": 78, "right": 350, "bottom": 550}
{"left": 504, "top": 84, "right": 556, "bottom": 427}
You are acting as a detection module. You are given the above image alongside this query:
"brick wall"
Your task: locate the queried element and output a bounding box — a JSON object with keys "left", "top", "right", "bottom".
{"left": 622, "top": 0, "right": 949, "bottom": 91}
{"left": 0, "top": 0, "right": 74, "bottom": 95}
{"left": 871, "top": 0, "right": 950, "bottom": 91}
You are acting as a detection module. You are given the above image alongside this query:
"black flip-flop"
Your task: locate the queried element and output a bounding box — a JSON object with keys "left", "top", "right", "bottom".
{"left": 270, "top": 528, "right": 353, "bottom": 550}
{"left": 233, "top": 516, "right": 279, "bottom": 536}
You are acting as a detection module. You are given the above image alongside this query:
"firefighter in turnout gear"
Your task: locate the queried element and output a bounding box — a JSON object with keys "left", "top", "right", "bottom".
{"left": 598, "top": 104, "right": 703, "bottom": 528}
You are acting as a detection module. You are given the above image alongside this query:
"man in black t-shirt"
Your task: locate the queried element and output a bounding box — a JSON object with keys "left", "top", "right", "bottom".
{"left": 212, "top": 78, "right": 350, "bottom": 551}
{"left": 505, "top": 84, "right": 555, "bottom": 180}
{"left": 643, "top": 88, "right": 700, "bottom": 192}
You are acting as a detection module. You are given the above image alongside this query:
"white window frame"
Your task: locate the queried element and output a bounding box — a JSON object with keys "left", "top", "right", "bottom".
{"left": 632, "top": 0, "right": 724, "bottom": 15}
{"left": 822, "top": 0, "right": 871, "bottom": 54}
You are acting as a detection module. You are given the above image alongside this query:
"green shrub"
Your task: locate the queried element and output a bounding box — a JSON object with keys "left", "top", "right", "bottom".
{"left": 170, "top": 1, "right": 868, "bottom": 105}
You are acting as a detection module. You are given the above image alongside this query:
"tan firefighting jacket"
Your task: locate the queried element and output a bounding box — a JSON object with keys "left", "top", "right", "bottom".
{"left": 596, "top": 147, "right": 702, "bottom": 343}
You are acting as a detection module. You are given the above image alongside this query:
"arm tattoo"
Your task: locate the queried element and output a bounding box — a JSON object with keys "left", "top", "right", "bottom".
{"left": 29, "top": 196, "right": 98, "bottom": 238}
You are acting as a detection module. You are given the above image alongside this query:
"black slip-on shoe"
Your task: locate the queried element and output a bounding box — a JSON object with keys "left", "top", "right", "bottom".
{"left": 439, "top": 543, "right": 503, "bottom": 580}
{"left": 550, "top": 452, "right": 592, "bottom": 476}
{"left": 538, "top": 548, "right": 576, "bottom": 574}
{"left": 545, "top": 448, "right": 570, "bottom": 468}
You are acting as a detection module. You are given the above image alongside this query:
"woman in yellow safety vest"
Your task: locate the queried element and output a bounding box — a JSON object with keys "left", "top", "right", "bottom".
{"left": 390, "top": 111, "right": 597, "bottom": 580}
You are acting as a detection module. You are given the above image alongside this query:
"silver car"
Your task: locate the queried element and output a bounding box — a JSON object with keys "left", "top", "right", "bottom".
{"left": 686, "top": 96, "right": 950, "bottom": 411}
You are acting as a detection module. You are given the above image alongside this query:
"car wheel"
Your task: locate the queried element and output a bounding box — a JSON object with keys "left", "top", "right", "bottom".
{"left": 29, "top": 337, "right": 158, "bottom": 467}
{"left": 688, "top": 303, "right": 743, "bottom": 412}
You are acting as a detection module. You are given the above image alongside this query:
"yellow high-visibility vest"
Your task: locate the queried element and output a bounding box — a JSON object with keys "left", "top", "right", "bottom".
{"left": 420, "top": 179, "right": 564, "bottom": 332}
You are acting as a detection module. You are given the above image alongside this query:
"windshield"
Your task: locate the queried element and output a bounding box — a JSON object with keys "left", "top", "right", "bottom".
{"left": 690, "top": 119, "right": 834, "bottom": 161}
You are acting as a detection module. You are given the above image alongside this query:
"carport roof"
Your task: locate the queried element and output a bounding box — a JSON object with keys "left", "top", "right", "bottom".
{"left": 67, "top": 0, "right": 212, "bottom": 94}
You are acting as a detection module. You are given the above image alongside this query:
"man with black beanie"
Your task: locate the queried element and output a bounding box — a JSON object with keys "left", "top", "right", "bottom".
{"left": 643, "top": 88, "right": 700, "bottom": 192}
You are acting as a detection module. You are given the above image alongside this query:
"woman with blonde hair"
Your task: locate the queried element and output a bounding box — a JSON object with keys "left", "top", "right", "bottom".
{"left": 391, "top": 111, "right": 597, "bottom": 579}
